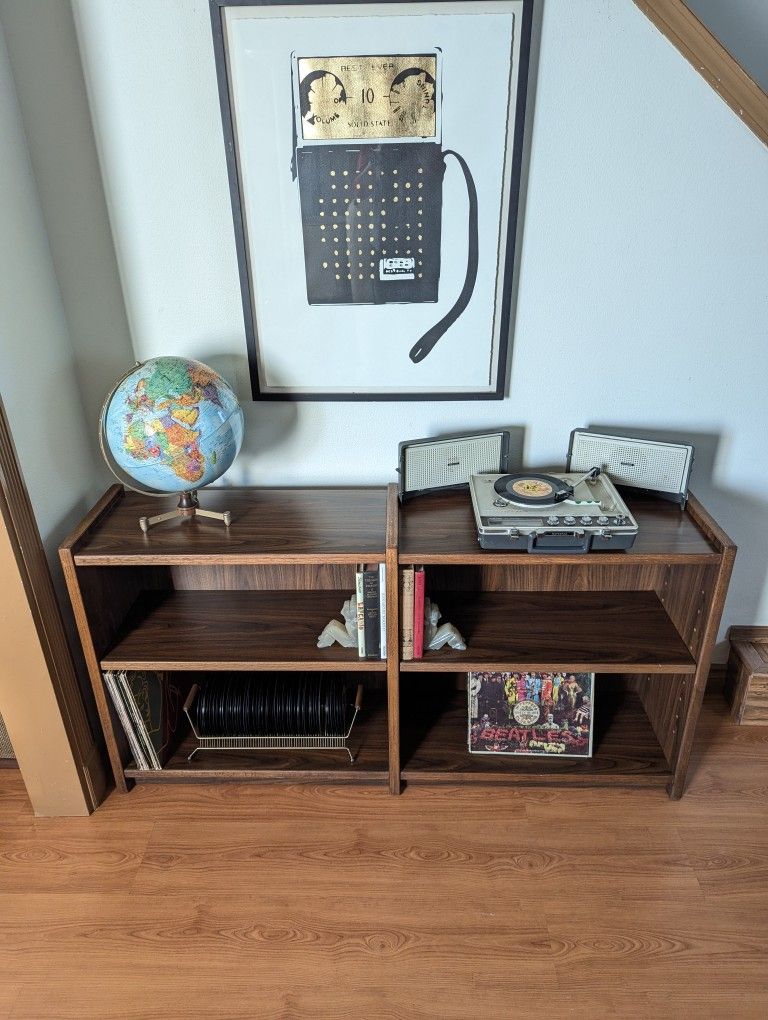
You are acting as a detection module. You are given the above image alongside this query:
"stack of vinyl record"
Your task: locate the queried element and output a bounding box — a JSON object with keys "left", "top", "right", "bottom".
{"left": 195, "top": 675, "right": 350, "bottom": 737}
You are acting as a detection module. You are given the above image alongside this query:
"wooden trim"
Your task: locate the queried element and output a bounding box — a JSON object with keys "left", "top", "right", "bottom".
{"left": 385, "top": 483, "right": 401, "bottom": 794}
{"left": 687, "top": 492, "right": 737, "bottom": 553}
{"left": 58, "top": 483, "right": 124, "bottom": 554}
{"left": 634, "top": 0, "right": 768, "bottom": 147}
{"left": 0, "top": 398, "right": 106, "bottom": 814}
{"left": 669, "top": 540, "right": 736, "bottom": 798}
{"left": 728, "top": 625, "right": 768, "bottom": 645}
{"left": 58, "top": 547, "right": 129, "bottom": 793}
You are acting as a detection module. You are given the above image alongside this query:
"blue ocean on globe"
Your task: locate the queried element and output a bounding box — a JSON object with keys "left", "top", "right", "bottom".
{"left": 103, "top": 357, "right": 244, "bottom": 494}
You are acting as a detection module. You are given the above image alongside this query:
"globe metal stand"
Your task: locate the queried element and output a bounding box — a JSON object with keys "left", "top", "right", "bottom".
{"left": 138, "top": 490, "right": 232, "bottom": 533}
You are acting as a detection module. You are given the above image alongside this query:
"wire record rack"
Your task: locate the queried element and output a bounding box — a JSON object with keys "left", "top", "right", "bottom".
{"left": 183, "top": 682, "right": 363, "bottom": 762}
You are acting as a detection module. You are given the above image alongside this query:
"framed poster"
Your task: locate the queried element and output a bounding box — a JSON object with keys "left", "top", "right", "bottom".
{"left": 210, "top": 0, "right": 533, "bottom": 400}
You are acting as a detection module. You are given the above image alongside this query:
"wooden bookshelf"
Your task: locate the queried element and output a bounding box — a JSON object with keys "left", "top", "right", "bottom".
{"left": 396, "top": 490, "right": 736, "bottom": 800}
{"left": 60, "top": 484, "right": 735, "bottom": 800}
{"left": 60, "top": 485, "right": 396, "bottom": 793}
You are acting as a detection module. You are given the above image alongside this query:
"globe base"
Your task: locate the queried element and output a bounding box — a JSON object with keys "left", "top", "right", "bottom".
{"left": 138, "top": 490, "right": 232, "bottom": 533}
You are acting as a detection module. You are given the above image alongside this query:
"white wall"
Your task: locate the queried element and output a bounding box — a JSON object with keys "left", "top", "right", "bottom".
{"left": 0, "top": 20, "right": 99, "bottom": 552}
{"left": 72, "top": 0, "right": 768, "bottom": 649}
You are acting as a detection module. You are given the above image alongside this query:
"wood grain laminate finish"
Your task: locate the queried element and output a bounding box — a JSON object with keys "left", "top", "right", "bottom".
{"left": 58, "top": 484, "right": 734, "bottom": 798}
{"left": 385, "top": 484, "right": 401, "bottom": 794}
{"left": 3, "top": 693, "right": 765, "bottom": 1018}
{"left": 400, "top": 683, "right": 672, "bottom": 786}
{"left": 668, "top": 497, "right": 736, "bottom": 799}
{"left": 169, "top": 562, "right": 359, "bottom": 591}
{"left": 725, "top": 633, "right": 768, "bottom": 724}
{"left": 70, "top": 487, "right": 387, "bottom": 565}
{"left": 400, "top": 590, "right": 696, "bottom": 673}
{"left": 101, "top": 590, "right": 387, "bottom": 672}
{"left": 399, "top": 490, "right": 718, "bottom": 564}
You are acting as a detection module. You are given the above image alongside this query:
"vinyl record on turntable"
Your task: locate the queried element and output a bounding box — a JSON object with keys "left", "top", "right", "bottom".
{"left": 493, "top": 472, "right": 572, "bottom": 506}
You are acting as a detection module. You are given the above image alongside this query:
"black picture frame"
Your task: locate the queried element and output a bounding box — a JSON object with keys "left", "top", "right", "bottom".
{"left": 210, "top": 0, "right": 533, "bottom": 401}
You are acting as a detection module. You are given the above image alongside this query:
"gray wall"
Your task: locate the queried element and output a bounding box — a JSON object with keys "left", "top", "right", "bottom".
{"left": 0, "top": 0, "right": 135, "bottom": 462}
{"left": 0, "top": 18, "right": 98, "bottom": 552}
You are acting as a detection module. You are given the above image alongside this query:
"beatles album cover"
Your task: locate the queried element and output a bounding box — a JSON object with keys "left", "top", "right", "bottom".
{"left": 468, "top": 671, "right": 595, "bottom": 758}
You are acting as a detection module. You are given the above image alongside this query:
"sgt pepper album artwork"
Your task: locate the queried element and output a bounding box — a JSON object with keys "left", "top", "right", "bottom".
{"left": 468, "top": 671, "right": 595, "bottom": 758}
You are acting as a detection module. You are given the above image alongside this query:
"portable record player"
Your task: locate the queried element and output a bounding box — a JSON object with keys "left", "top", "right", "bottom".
{"left": 469, "top": 467, "right": 639, "bottom": 552}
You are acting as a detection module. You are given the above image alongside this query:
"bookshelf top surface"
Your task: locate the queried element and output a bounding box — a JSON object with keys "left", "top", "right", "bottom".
{"left": 398, "top": 490, "right": 720, "bottom": 563}
{"left": 70, "top": 486, "right": 388, "bottom": 564}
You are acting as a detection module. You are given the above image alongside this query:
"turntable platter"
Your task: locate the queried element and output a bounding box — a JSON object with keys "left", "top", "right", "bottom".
{"left": 493, "top": 473, "right": 572, "bottom": 506}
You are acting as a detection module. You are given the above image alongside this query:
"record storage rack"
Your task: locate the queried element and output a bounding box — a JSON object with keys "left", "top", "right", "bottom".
{"left": 60, "top": 482, "right": 735, "bottom": 799}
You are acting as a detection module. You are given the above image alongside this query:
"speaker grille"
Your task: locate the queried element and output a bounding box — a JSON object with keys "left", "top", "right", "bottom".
{"left": 404, "top": 435, "right": 504, "bottom": 492}
{"left": 570, "top": 433, "right": 692, "bottom": 493}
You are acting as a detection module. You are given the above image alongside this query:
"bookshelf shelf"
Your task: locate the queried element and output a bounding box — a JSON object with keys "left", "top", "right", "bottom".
{"left": 101, "top": 589, "right": 386, "bottom": 672}
{"left": 126, "top": 690, "right": 390, "bottom": 782}
{"left": 400, "top": 685, "right": 672, "bottom": 787}
{"left": 60, "top": 483, "right": 735, "bottom": 801}
{"left": 399, "top": 590, "right": 696, "bottom": 674}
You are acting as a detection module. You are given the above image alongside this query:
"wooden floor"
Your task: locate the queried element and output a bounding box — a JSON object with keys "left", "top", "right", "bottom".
{"left": 1, "top": 694, "right": 767, "bottom": 1019}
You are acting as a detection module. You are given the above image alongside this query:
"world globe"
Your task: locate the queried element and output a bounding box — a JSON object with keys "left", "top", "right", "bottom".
{"left": 101, "top": 357, "right": 244, "bottom": 496}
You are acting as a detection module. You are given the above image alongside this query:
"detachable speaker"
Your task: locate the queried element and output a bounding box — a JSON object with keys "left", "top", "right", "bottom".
{"left": 567, "top": 429, "right": 694, "bottom": 506}
{"left": 398, "top": 429, "right": 511, "bottom": 501}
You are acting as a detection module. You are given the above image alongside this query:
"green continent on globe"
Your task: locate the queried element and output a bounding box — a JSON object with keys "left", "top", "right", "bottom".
{"left": 123, "top": 361, "right": 224, "bottom": 484}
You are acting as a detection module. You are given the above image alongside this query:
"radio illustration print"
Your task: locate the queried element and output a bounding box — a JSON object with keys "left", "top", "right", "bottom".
{"left": 292, "top": 53, "right": 478, "bottom": 362}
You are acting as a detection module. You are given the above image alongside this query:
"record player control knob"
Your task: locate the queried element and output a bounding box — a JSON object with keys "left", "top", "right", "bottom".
{"left": 563, "top": 515, "right": 576, "bottom": 525}
{"left": 546, "top": 515, "right": 558, "bottom": 525}
{"left": 492, "top": 499, "right": 507, "bottom": 508}
{"left": 580, "top": 516, "right": 593, "bottom": 525}
{"left": 597, "top": 515, "right": 609, "bottom": 525}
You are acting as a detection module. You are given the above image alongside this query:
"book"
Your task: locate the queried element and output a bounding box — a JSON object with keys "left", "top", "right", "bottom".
{"left": 401, "top": 566, "right": 415, "bottom": 660}
{"left": 413, "top": 566, "right": 425, "bottom": 659}
{"left": 362, "top": 566, "right": 381, "bottom": 660}
{"left": 355, "top": 564, "right": 366, "bottom": 657}
{"left": 378, "top": 563, "right": 387, "bottom": 659}
{"left": 103, "top": 670, "right": 151, "bottom": 770}
{"left": 468, "top": 671, "right": 595, "bottom": 758}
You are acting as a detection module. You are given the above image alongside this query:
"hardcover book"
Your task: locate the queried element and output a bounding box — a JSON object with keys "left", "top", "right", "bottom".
{"left": 413, "top": 566, "right": 425, "bottom": 659}
{"left": 362, "top": 566, "right": 381, "bottom": 660}
{"left": 355, "top": 564, "right": 366, "bottom": 658}
{"left": 378, "top": 563, "right": 387, "bottom": 659}
{"left": 400, "top": 567, "right": 415, "bottom": 660}
{"left": 468, "top": 671, "right": 595, "bottom": 758}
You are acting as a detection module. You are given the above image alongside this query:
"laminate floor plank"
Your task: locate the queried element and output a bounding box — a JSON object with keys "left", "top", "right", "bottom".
{"left": 0, "top": 819, "right": 154, "bottom": 893}
{"left": 1, "top": 696, "right": 767, "bottom": 1019}
{"left": 7, "top": 980, "right": 551, "bottom": 1020}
